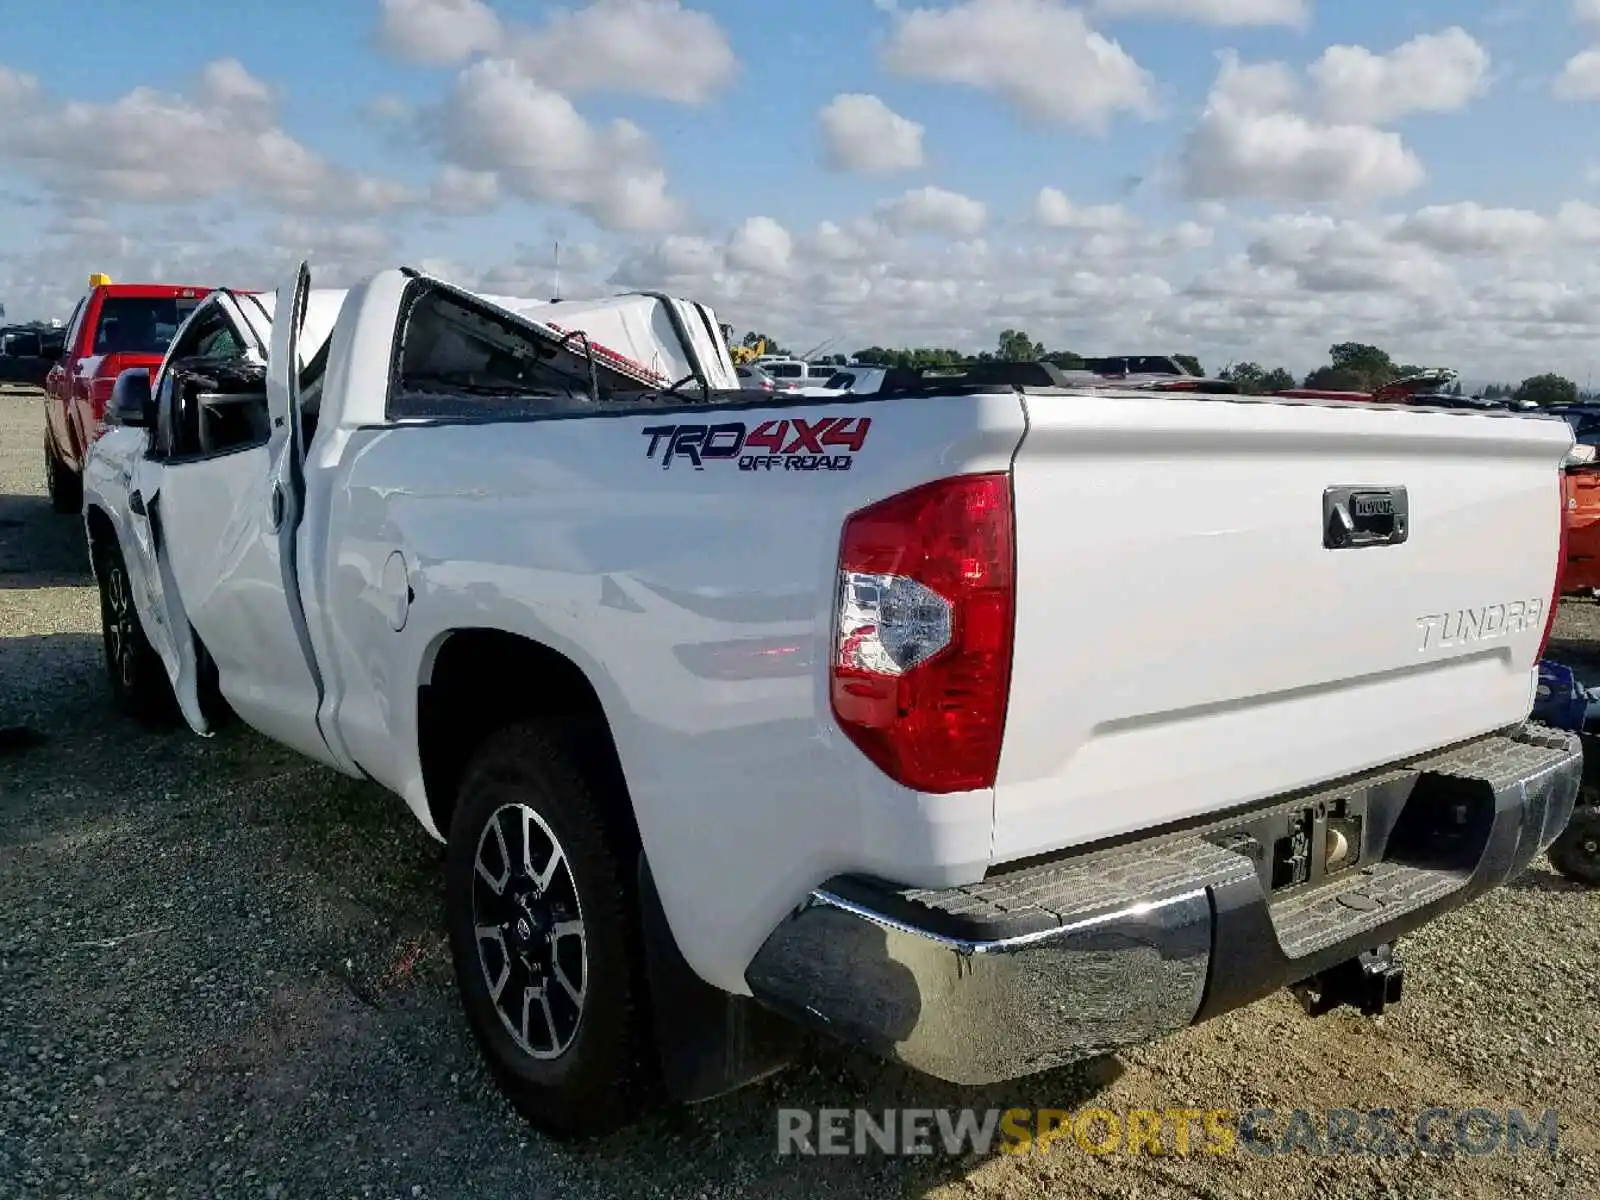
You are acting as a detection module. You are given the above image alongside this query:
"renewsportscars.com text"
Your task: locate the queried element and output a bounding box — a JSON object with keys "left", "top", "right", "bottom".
{"left": 775, "top": 1107, "right": 1559, "bottom": 1158}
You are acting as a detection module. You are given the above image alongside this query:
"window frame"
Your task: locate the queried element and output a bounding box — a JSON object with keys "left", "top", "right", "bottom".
{"left": 383, "top": 280, "right": 655, "bottom": 423}
{"left": 92, "top": 294, "right": 205, "bottom": 358}
{"left": 60, "top": 299, "right": 87, "bottom": 357}
{"left": 149, "top": 309, "right": 271, "bottom": 464}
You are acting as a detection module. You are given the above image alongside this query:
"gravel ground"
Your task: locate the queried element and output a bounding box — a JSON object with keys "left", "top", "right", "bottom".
{"left": 3, "top": 384, "right": 1599, "bottom": 1199}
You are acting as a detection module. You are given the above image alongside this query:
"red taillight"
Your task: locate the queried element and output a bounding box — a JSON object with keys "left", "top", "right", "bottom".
{"left": 1538, "top": 469, "right": 1569, "bottom": 662}
{"left": 829, "top": 473, "right": 1015, "bottom": 794}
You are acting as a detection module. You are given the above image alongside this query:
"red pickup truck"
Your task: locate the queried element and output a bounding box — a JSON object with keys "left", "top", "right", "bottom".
{"left": 43, "top": 276, "right": 212, "bottom": 513}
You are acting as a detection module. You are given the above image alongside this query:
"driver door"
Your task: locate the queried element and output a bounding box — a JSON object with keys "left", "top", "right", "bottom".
{"left": 126, "top": 299, "right": 261, "bottom": 733}
{"left": 148, "top": 263, "right": 338, "bottom": 766}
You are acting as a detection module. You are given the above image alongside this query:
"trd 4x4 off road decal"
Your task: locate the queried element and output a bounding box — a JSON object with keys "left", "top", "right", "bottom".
{"left": 641, "top": 417, "right": 872, "bottom": 472}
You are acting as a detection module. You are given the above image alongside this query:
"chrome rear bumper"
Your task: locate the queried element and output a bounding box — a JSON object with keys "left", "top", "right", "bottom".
{"left": 745, "top": 724, "right": 1581, "bottom": 1085}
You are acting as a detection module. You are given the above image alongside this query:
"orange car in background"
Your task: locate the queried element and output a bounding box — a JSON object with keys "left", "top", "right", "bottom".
{"left": 1563, "top": 443, "right": 1600, "bottom": 595}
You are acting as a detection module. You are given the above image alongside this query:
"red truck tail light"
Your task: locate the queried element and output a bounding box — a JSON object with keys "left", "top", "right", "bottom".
{"left": 830, "top": 473, "right": 1015, "bottom": 794}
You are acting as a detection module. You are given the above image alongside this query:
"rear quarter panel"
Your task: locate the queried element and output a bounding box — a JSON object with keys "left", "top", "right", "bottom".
{"left": 314, "top": 394, "right": 1026, "bottom": 992}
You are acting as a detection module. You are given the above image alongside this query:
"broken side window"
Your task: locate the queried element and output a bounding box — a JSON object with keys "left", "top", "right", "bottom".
{"left": 387, "top": 285, "right": 651, "bottom": 421}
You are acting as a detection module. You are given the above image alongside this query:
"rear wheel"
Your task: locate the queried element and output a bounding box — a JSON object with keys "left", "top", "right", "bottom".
{"left": 95, "top": 541, "right": 173, "bottom": 723}
{"left": 1549, "top": 807, "right": 1600, "bottom": 887}
{"left": 444, "top": 722, "right": 654, "bottom": 1138}
{"left": 45, "top": 439, "right": 81, "bottom": 515}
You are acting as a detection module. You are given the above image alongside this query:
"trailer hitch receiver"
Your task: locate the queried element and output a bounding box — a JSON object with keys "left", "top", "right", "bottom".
{"left": 1293, "top": 944, "right": 1405, "bottom": 1019}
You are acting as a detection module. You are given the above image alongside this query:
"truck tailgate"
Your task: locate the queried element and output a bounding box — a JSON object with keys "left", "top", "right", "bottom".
{"left": 993, "top": 393, "right": 1571, "bottom": 863}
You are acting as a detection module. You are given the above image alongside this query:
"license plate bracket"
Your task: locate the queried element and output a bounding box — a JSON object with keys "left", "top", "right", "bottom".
{"left": 1211, "top": 792, "right": 1370, "bottom": 896}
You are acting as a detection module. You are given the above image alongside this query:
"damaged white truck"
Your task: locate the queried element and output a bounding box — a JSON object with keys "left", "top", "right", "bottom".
{"left": 82, "top": 264, "right": 1582, "bottom": 1137}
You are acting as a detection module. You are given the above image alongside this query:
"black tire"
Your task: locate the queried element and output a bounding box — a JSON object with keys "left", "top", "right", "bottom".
{"left": 1549, "top": 807, "right": 1600, "bottom": 887}
{"left": 444, "top": 721, "right": 655, "bottom": 1138}
{"left": 95, "top": 540, "right": 174, "bottom": 723}
{"left": 45, "top": 438, "right": 81, "bottom": 515}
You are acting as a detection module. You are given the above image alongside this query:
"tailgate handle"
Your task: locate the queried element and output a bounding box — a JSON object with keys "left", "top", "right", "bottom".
{"left": 1324, "top": 486, "right": 1408, "bottom": 550}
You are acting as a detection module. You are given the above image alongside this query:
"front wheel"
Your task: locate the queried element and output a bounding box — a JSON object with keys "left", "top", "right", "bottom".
{"left": 444, "top": 722, "right": 655, "bottom": 1138}
{"left": 1549, "top": 807, "right": 1600, "bottom": 886}
{"left": 95, "top": 541, "right": 173, "bottom": 723}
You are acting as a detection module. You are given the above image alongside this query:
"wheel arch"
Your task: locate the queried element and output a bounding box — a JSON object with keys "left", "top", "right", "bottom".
{"left": 416, "top": 628, "right": 638, "bottom": 852}
{"left": 83, "top": 501, "right": 117, "bottom": 573}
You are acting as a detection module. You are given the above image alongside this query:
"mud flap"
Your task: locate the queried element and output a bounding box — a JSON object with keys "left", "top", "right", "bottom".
{"left": 637, "top": 856, "right": 799, "bottom": 1104}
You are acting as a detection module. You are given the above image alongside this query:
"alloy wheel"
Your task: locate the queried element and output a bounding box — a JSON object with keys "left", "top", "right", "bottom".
{"left": 104, "top": 563, "right": 137, "bottom": 690}
{"left": 472, "top": 802, "right": 589, "bottom": 1060}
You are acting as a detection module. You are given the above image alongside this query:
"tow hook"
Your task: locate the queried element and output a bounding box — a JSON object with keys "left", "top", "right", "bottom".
{"left": 1292, "top": 943, "right": 1405, "bottom": 1019}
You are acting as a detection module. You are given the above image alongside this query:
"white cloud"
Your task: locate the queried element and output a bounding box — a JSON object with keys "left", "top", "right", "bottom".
{"left": 1310, "top": 28, "right": 1490, "bottom": 124}
{"left": 0, "top": 66, "right": 41, "bottom": 110}
{"left": 1180, "top": 53, "right": 1425, "bottom": 202}
{"left": 1392, "top": 202, "right": 1547, "bottom": 256}
{"left": 198, "top": 57, "right": 278, "bottom": 114}
{"left": 1093, "top": 0, "right": 1308, "bottom": 25}
{"left": 1033, "top": 187, "right": 1138, "bottom": 232}
{"left": 430, "top": 58, "right": 681, "bottom": 232}
{"left": 363, "top": 93, "right": 413, "bottom": 124}
{"left": 875, "top": 185, "right": 987, "bottom": 236}
{"left": 274, "top": 219, "right": 397, "bottom": 262}
{"left": 1554, "top": 49, "right": 1600, "bottom": 100}
{"left": 508, "top": 0, "right": 736, "bottom": 104}
{"left": 429, "top": 164, "right": 500, "bottom": 215}
{"left": 378, "top": 0, "right": 736, "bottom": 103}
{"left": 377, "top": 0, "right": 503, "bottom": 65}
{"left": 1556, "top": 200, "right": 1600, "bottom": 242}
{"left": 1246, "top": 213, "right": 1454, "bottom": 295}
{"left": 16, "top": 193, "right": 1600, "bottom": 389}
{"left": 0, "top": 59, "right": 415, "bottom": 215}
{"left": 818, "top": 94, "right": 925, "bottom": 174}
{"left": 1213, "top": 57, "right": 1301, "bottom": 113}
{"left": 880, "top": 0, "right": 1156, "bottom": 130}
{"left": 726, "top": 216, "right": 794, "bottom": 274}
{"left": 806, "top": 219, "right": 877, "bottom": 263}
{"left": 1576, "top": 0, "right": 1600, "bottom": 22}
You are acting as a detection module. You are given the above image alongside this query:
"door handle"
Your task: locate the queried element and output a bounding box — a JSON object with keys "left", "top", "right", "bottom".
{"left": 129, "top": 490, "right": 146, "bottom": 516}
{"left": 268, "top": 482, "right": 285, "bottom": 531}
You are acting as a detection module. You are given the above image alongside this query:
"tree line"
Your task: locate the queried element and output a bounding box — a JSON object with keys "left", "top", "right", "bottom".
{"left": 730, "top": 328, "right": 1588, "bottom": 404}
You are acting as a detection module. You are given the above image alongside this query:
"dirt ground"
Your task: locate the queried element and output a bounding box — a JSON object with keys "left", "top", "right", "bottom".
{"left": 3, "top": 385, "right": 1598, "bottom": 1199}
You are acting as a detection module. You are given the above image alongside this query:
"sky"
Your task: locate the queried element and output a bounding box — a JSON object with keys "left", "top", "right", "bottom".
{"left": 2, "top": 0, "right": 1599, "bottom": 382}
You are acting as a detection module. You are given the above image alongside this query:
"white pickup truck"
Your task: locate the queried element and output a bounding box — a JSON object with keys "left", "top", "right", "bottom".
{"left": 82, "top": 264, "right": 1582, "bottom": 1137}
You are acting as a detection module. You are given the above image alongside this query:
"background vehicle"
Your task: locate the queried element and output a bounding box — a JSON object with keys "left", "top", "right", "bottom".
{"left": 735, "top": 364, "right": 776, "bottom": 392}
{"left": 795, "top": 365, "right": 886, "bottom": 396}
{"left": 43, "top": 275, "right": 211, "bottom": 514}
{"left": 83, "top": 263, "right": 1580, "bottom": 1140}
{"left": 1081, "top": 354, "right": 1198, "bottom": 381}
{"left": 751, "top": 357, "right": 808, "bottom": 390}
{"left": 0, "top": 324, "right": 64, "bottom": 388}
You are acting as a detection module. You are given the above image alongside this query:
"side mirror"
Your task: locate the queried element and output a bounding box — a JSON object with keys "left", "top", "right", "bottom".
{"left": 108, "top": 368, "right": 153, "bottom": 428}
